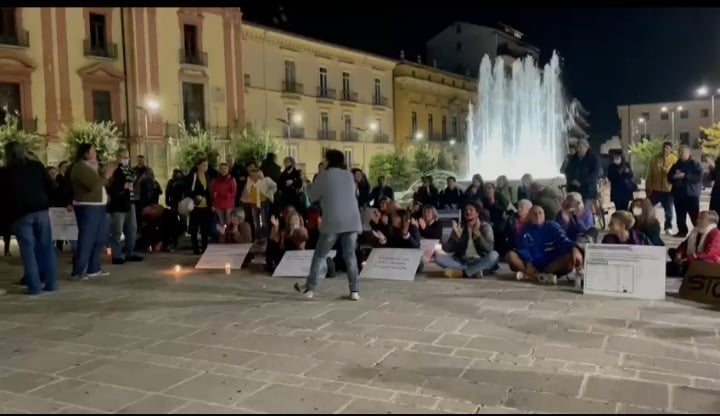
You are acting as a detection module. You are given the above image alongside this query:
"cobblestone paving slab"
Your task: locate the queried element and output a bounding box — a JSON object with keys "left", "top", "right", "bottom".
{"left": 0, "top": 252, "right": 719, "bottom": 414}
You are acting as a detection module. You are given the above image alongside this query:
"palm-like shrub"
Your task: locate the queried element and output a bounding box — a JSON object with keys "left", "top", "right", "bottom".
{"left": 230, "top": 128, "right": 281, "bottom": 166}
{"left": 0, "top": 112, "right": 43, "bottom": 163}
{"left": 61, "top": 120, "right": 121, "bottom": 165}
{"left": 173, "top": 123, "right": 221, "bottom": 172}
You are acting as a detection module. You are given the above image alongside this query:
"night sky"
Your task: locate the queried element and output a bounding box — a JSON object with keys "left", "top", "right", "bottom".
{"left": 238, "top": 5, "right": 720, "bottom": 146}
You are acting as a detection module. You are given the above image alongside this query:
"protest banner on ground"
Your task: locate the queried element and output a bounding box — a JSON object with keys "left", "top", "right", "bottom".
{"left": 679, "top": 261, "right": 720, "bottom": 306}
{"left": 273, "top": 250, "right": 336, "bottom": 278}
{"left": 359, "top": 248, "right": 423, "bottom": 282}
{"left": 195, "top": 244, "right": 252, "bottom": 270}
{"left": 583, "top": 244, "right": 666, "bottom": 300}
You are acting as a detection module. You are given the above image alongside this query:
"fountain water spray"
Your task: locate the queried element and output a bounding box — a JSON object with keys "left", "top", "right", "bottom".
{"left": 466, "top": 51, "right": 568, "bottom": 180}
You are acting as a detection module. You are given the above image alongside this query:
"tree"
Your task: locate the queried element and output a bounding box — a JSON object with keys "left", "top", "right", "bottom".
{"left": 629, "top": 136, "right": 675, "bottom": 176}
{"left": 61, "top": 120, "right": 121, "bottom": 166}
{"left": 0, "top": 113, "right": 43, "bottom": 163}
{"left": 408, "top": 143, "right": 457, "bottom": 176}
{"left": 700, "top": 122, "right": 720, "bottom": 157}
{"left": 173, "top": 123, "right": 222, "bottom": 172}
{"left": 368, "top": 152, "right": 414, "bottom": 189}
{"left": 230, "top": 128, "right": 281, "bottom": 166}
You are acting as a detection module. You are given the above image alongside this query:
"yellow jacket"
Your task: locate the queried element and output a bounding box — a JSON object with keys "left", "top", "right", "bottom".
{"left": 646, "top": 153, "right": 678, "bottom": 193}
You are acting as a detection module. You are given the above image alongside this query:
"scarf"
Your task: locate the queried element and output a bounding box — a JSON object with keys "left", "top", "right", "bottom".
{"left": 686, "top": 223, "right": 717, "bottom": 256}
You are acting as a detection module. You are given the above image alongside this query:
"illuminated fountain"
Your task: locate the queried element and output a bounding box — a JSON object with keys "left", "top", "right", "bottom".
{"left": 466, "top": 51, "right": 568, "bottom": 181}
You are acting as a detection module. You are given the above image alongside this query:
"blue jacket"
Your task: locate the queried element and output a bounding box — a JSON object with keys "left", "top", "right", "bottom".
{"left": 667, "top": 158, "right": 702, "bottom": 198}
{"left": 515, "top": 221, "right": 576, "bottom": 270}
{"left": 565, "top": 152, "right": 600, "bottom": 199}
{"left": 555, "top": 209, "right": 594, "bottom": 242}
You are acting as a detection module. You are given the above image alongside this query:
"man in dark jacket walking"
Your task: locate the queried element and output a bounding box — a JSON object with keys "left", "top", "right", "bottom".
{"left": 108, "top": 149, "right": 143, "bottom": 264}
{"left": 668, "top": 144, "right": 703, "bottom": 237}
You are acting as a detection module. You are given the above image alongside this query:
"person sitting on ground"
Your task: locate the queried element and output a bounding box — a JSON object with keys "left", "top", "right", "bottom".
{"left": 414, "top": 175, "right": 439, "bottom": 208}
{"left": 517, "top": 173, "right": 533, "bottom": 202}
{"left": 439, "top": 176, "right": 463, "bottom": 209}
{"left": 371, "top": 208, "right": 423, "bottom": 272}
{"left": 464, "top": 174, "right": 485, "bottom": 206}
{"left": 601, "top": 211, "right": 650, "bottom": 245}
{"left": 630, "top": 198, "right": 664, "bottom": 246}
{"left": 266, "top": 209, "right": 309, "bottom": 272}
{"left": 506, "top": 206, "right": 583, "bottom": 285}
{"left": 368, "top": 197, "right": 392, "bottom": 233}
{"left": 502, "top": 199, "right": 533, "bottom": 256}
{"left": 137, "top": 204, "right": 183, "bottom": 254}
{"left": 483, "top": 182, "right": 511, "bottom": 255}
{"left": 529, "top": 181, "right": 561, "bottom": 220}
{"left": 418, "top": 204, "right": 443, "bottom": 240}
{"left": 435, "top": 202, "right": 499, "bottom": 279}
{"left": 555, "top": 192, "right": 598, "bottom": 244}
{"left": 667, "top": 210, "right": 720, "bottom": 277}
{"left": 216, "top": 209, "right": 252, "bottom": 244}
{"left": 496, "top": 175, "right": 516, "bottom": 205}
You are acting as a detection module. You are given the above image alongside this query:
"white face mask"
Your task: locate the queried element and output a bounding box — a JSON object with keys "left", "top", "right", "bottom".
{"left": 632, "top": 207, "right": 642, "bottom": 216}
{"left": 613, "top": 158, "right": 621, "bottom": 165}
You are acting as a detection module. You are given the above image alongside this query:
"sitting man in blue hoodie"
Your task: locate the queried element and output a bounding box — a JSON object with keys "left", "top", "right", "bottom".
{"left": 506, "top": 205, "right": 583, "bottom": 285}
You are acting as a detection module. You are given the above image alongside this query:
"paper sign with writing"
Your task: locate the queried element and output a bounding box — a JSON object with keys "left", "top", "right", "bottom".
{"left": 420, "top": 239, "right": 439, "bottom": 263}
{"left": 679, "top": 262, "right": 720, "bottom": 306}
{"left": 359, "top": 248, "right": 423, "bottom": 281}
{"left": 49, "top": 208, "right": 78, "bottom": 241}
{"left": 273, "top": 250, "right": 337, "bottom": 278}
{"left": 195, "top": 244, "right": 253, "bottom": 270}
{"left": 583, "top": 244, "right": 666, "bottom": 300}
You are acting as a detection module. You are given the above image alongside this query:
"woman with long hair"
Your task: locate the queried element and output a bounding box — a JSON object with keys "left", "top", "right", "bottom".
{"left": 70, "top": 144, "right": 115, "bottom": 279}
{"left": 266, "top": 209, "right": 308, "bottom": 272}
{"left": 630, "top": 198, "right": 664, "bottom": 246}
{"left": 607, "top": 153, "right": 636, "bottom": 212}
{"left": 186, "top": 157, "right": 213, "bottom": 254}
{"left": 418, "top": 204, "right": 443, "bottom": 239}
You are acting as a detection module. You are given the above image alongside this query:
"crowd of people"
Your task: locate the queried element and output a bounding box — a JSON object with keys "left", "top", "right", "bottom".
{"left": 1, "top": 136, "right": 720, "bottom": 298}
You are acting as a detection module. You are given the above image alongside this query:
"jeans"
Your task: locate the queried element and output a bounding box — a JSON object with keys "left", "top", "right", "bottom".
{"left": 307, "top": 232, "right": 359, "bottom": 293}
{"left": 673, "top": 195, "right": 700, "bottom": 235}
{"left": 435, "top": 251, "right": 500, "bottom": 276}
{"left": 649, "top": 191, "right": 674, "bottom": 231}
{"left": 14, "top": 210, "right": 57, "bottom": 294}
{"left": 72, "top": 205, "right": 109, "bottom": 276}
{"left": 109, "top": 205, "right": 137, "bottom": 260}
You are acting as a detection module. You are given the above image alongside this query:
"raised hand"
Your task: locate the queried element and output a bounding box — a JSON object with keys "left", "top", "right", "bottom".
{"left": 270, "top": 215, "right": 279, "bottom": 228}
{"left": 452, "top": 220, "right": 463, "bottom": 238}
{"left": 418, "top": 218, "right": 427, "bottom": 230}
{"left": 372, "top": 230, "right": 387, "bottom": 244}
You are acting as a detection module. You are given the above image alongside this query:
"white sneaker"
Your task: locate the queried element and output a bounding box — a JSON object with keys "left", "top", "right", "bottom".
{"left": 349, "top": 292, "right": 360, "bottom": 301}
{"left": 293, "top": 283, "right": 314, "bottom": 299}
{"left": 515, "top": 271, "right": 526, "bottom": 281}
{"left": 537, "top": 273, "right": 558, "bottom": 285}
{"left": 87, "top": 271, "right": 110, "bottom": 278}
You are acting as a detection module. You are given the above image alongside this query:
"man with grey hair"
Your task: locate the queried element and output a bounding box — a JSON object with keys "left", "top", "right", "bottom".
{"left": 564, "top": 138, "right": 600, "bottom": 217}
{"left": 667, "top": 144, "right": 703, "bottom": 238}
{"left": 556, "top": 191, "right": 597, "bottom": 243}
{"left": 667, "top": 210, "right": 720, "bottom": 276}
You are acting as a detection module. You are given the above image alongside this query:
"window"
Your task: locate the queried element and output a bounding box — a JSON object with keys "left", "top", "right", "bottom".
{"left": 701, "top": 108, "right": 710, "bottom": 118}
{"left": 375, "top": 117, "right": 382, "bottom": 134}
{"left": 342, "top": 72, "right": 350, "bottom": 99}
{"left": 451, "top": 116, "right": 458, "bottom": 137}
{"left": 373, "top": 78, "right": 381, "bottom": 104}
{"left": 343, "top": 114, "right": 352, "bottom": 135}
{"left": 286, "top": 107, "right": 294, "bottom": 123}
{"left": 0, "top": 8, "right": 17, "bottom": 42}
{"left": 679, "top": 132, "right": 690, "bottom": 144}
{"left": 182, "top": 24, "right": 198, "bottom": 55}
{"left": 285, "top": 60, "right": 296, "bottom": 84}
{"left": 411, "top": 111, "right": 417, "bottom": 133}
{"left": 640, "top": 112, "right": 650, "bottom": 121}
{"left": 0, "top": 82, "right": 21, "bottom": 124}
{"left": 680, "top": 110, "right": 689, "bottom": 119}
{"left": 319, "top": 67, "right": 328, "bottom": 96}
{"left": 441, "top": 115, "right": 447, "bottom": 138}
{"left": 428, "top": 114, "right": 433, "bottom": 135}
{"left": 660, "top": 112, "right": 669, "bottom": 121}
{"left": 344, "top": 149, "right": 353, "bottom": 168}
{"left": 320, "top": 112, "right": 329, "bottom": 132}
{"left": 456, "top": 42, "right": 462, "bottom": 51}
{"left": 182, "top": 82, "right": 205, "bottom": 127}
{"left": 89, "top": 13, "right": 107, "bottom": 50}
{"left": 91, "top": 90, "right": 112, "bottom": 122}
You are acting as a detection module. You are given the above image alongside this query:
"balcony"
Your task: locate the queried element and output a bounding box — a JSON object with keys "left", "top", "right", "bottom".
{"left": 282, "top": 81, "right": 304, "bottom": 97}
{"left": 83, "top": 39, "right": 118, "bottom": 59}
{"left": 373, "top": 133, "right": 390, "bottom": 143}
{"left": 316, "top": 87, "right": 336, "bottom": 101}
{"left": 179, "top": 49, "right": 208, "bottom": 66}
{"left": 340, "top": 90, "right": 358, "bottom": 103}
{"left": 341, "top": 131, "right": 360, "bottom": 142}
{"left": 282, "top": 126, "right": 305, "bottom": 139}
{"left": 162, "top": 123, "right": 241, "bottom": 139}
{"left": 0, "top": 30, "right": 29, "bottom": 48}
{"left": 317, "top": 129, "right": 336, "bottom": 141}
{"left": 372, "top": 95, "right": 388, "bottom": 107}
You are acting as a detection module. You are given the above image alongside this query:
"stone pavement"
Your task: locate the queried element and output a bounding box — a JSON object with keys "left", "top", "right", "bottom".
{"left": 1, "top": 252, "right": 720, "bottom": 414}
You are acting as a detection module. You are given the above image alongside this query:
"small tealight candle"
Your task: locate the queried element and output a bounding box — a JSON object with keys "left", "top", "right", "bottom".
{"left": 174, "top": 265, "right": 182, "bottom": 273}
{"left": 225, "top": 263, "right": 232, "bottom": 275}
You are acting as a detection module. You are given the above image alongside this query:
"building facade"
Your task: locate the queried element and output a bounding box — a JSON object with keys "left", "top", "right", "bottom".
{"left": 0, "top": 7, "right": 245, "bottom": 184}
{"left": 242, "top": 23, "right": 396, "bottom": 176}
{"left": 426, "top": 21, "right": 540, "bottom": 78}
{"left": 393, "top": 61, "right": 476, "bottom": 171}
{"left": 617, "top": 99, "right": 716, "bottom": 152}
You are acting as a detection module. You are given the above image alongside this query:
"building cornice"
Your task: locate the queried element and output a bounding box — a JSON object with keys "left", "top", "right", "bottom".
{"left": 395, "top": 75, "right": 476, "bottom": 98}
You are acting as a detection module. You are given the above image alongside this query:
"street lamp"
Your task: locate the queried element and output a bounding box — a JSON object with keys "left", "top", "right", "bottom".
{"left": 414, "top": 131, "right": 424, "bottom": 140}
{"left": 276, "top": 113, "right": 302, "bottom": 156}
{"left": 637, "top": 117, "right": 647, "bottom": 137}
{"left": 354, "top": 122, "right": 379, "bottom": 170}
{"left": 696, "top": 85, "right": 720, "bottom": 125}
{"left": 661, "top": 105, "right": 682, "bottom": 142}
{"left": 136, "top": 99, "right": 160, "bottom": 159}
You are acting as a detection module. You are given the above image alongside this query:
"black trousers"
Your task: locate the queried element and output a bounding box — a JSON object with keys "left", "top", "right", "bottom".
{"left": 673, "top": 195, "right": 700, "bottom": 235}
{"left": 189, "top": 207, "right": 212, "bottom": 252}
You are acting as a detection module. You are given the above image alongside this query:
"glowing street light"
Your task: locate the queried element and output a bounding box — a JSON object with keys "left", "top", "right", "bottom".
{"left": 277, "top": 113, "right": 303, "bottom": 155}
{"left": 137, "top": 98, "right": 160, "bottom": 159}
{"left": 660, "top": 105, "right": 683, "bottom": 141}
{"left": 291, "top": 113, "right": 302, "bottom": 124}
{"left": 368, "top": 121, "right": 379, "bottom": 132}
{"left": 696, "top": 85, "right": 718, "bottom": 125}
{"left": 414, "top": 131, "right": 424, "bottom": 140}
{"left": 449, "top": 138, "right": 457, "bottom": 145}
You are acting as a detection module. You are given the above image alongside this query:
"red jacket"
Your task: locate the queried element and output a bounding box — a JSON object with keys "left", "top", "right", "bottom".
{"left": 678, "top": 227, "right": 720, "bottom": 264}
{"left": 212, "top": 174, "right": 237, "bottom": 210}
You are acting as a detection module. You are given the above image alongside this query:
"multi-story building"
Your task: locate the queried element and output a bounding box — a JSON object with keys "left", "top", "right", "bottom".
{"left": 242, "top": 22, "right": 396, "bottom": 176}
{"left": 0, "top": 7, "right": 245, "bottom": 183}
{"left": 393, "top": 61, "right": 476, "bottom": 171}
{"left": 617, "top": 98, "right": 716, "bottom": 152}
{"left": 426, "top": 21, "right": 540, "bottom": 78}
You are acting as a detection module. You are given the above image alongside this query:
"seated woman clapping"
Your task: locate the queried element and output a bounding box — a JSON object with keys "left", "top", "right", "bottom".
{"left": 601, "top": 211, "right": 650, "bottom": 245}
{"left": 216, "top": 209, "right": 252, "bottom": 244}
{"left": 371, "top": 208, "right": 423, "bottom": 272}
{"left": 667, "top": 210, "right": 720, "bottom": 277}
{"left": 555, "top": 192, "right": 597, "bottom": 244}
{"left": 368, "top": 197, "right": 392, "bottom": 233}
{"left": 435, "top": 202, "right": 499, "bottom": 279}
{"left": 506, "top": 206, "right": 583, "bottom": 285}
{"left": 265, "top": 210, "right": 308, "bottom": 272}
{"left": 418, "top": 204, "right": 443, "bottom": 239}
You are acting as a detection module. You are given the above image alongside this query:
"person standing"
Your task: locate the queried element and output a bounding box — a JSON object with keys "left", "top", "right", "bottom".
{"left": 133, "top": 155, "right": 156, "bottom": 236}
{"left": 607, "top": 153, "right": 635, "bottom": 212}
{"left": 295, "top": 149, "right": 362, "bottom": 300}
{"left": 212, "top": 162, "right": 238, "bottom": 227}
{"left": 186, "top": 157, "right": 213, "bottom": 254}
{"left": 646, "top": 141, "right": 677, "bottom": 234}
{"left": 564, "top": 138, "right": 600, "bottom": 213}
{"left": 667, "top": 144, "right": 702, "bottom": 238}
{"left": 107, "top": 149, "right": 143, "bottom": 265}
{"left": 4, "top": 142, "right": 57, "bottom": 295}
{"left": 278, "top": 157, "right": 305, "bottom": 215}
{"left": 706, "top": 155, "right": 720, "bottom": 216}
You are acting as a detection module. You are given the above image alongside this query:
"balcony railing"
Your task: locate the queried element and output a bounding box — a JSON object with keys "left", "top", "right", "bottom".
{"left": 179, "top": 49, "right": 208, "bottom": 66}
{"left": 282, "top": 81, "right": 304, "bottom": 95}
{"left": 317, "top": 129, "right": 336, "bottom": 141}
{"left": 0, "top": 30, "right": 29, "bottom": 48}
{"left": 373, "top": 133, "right": 390, "bottom": 143}
{"left": 83, "top": 39, "right": 118, "bottom": 59}
{"left": 282, "top": 126, "right": 305, "bottom": 139}
{"left": 340, "top": 90, "right": 358, "bottom": 103}
{"left": 162, "top": 123, "right": 242, "bottom": 139}
{"left": 372, "top": 96, "right": 388, "bottom": 107}
{"left": 316, "top": 87, "right": 336, "bottom": 100}
{"left": 341, "top": 131, "right": 360, "bottom": 141}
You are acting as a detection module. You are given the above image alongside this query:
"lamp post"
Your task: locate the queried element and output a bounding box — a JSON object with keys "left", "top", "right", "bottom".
{"left": 136, "top": 99, "right": 159, "bottom": 158}
{"left": 276, "top": 113, "right": 302, "bottom": 156}
{"left": 353, "top": 121, "right": 379, "bottom": 170}
{"left": 661, "top": 105, "right": 682, "bottom": 142}
{"left": 638, "top": 117, "right": 647, "bottom": 138}
{"left": 696, "top": 86, "right": 720, "bottom": 126}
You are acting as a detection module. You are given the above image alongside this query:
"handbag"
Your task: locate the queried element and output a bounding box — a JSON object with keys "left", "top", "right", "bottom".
{"left": 178, "top": 174, "right": 197, "bottom": 216}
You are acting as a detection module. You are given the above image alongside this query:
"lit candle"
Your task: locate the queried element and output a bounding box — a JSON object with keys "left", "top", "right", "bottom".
{"left": 106, "top": 247, "right": 111, "bottom": 257}
{"left": 174, "top": 265, "right": 182, "bottom": 273}
{"left": 225, "top": 263, "right": 231, "bottom": 275}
